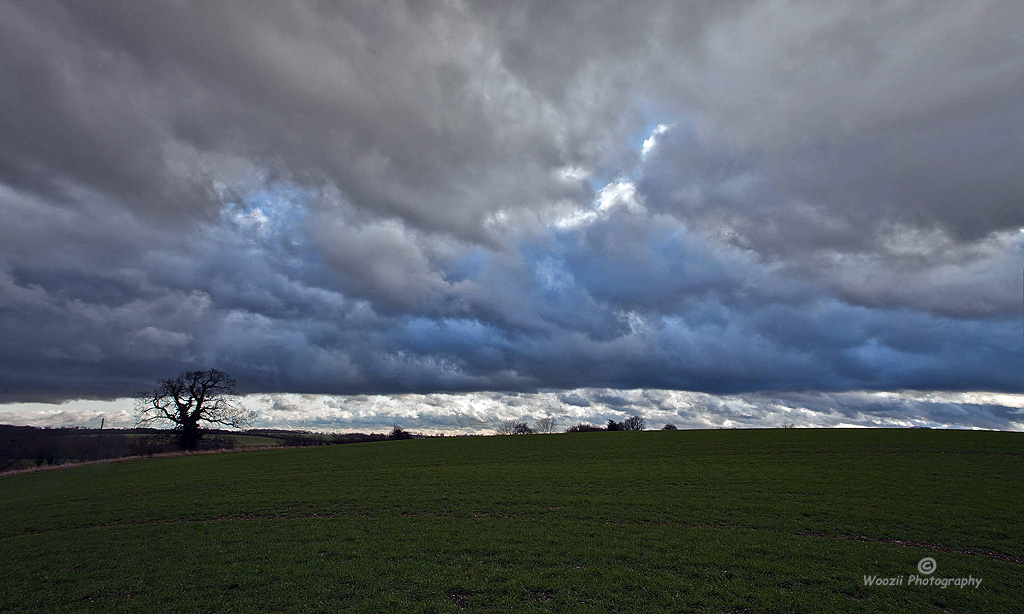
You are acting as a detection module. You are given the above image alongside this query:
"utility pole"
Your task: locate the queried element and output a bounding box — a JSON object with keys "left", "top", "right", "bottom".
{"left": 95, "top": 416, "right": 104, "bottom": 459}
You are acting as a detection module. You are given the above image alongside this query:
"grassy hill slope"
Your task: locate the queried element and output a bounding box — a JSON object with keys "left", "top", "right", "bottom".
{"left": 1, "top": 429, "right": 1021, "bottom": 613}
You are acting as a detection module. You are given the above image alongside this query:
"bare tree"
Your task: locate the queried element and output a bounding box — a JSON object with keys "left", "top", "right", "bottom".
{"left": 136, "top": 369, "right": 253, "bottom": 450}
{"left": 514, "top": 422, "right": 534, "bottom": 434}
{"left": 496, "top": 419, "right": 518, "bottom": 435}
{"left": 496, "top": 419, "right": 533, "bottom": 435}
{"left": 535, "top": 417, "right": 556, "bottom": 434}
{"left": 622, "top": 415, "right": 646, "bottom": 431}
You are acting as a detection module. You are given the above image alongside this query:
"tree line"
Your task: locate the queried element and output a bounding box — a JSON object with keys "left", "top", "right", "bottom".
{"left": 0, "top": 425, "right": 221, "bottom": 471}
{"left": 2, "top": 369, "right": 682, "bottom": 471}
{"left": 496, "top": 415, "right": 679, "bottom": 434}
{"left": 0, "top": 423, "right": 430, "bottom": 472}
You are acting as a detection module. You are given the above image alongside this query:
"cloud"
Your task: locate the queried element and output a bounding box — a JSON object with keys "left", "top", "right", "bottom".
{"left": 2, "top": 389, "right": 1021, "bottom": 433}
{"left": 0, "top": 1, "right": 1022, "bottom": 423}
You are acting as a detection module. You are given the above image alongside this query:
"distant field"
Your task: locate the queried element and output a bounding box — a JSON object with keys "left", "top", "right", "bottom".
{"left": 0, "top": 426, "right": 336, "bottom": 472}
{"left": 225, "top": 433, "right": 284, "bottom": 448}
{"left": 0, "top": 429, "right": 1021, "bottom": 613}
{"left": 116, "top": 432, "right": 283, "bottom": 447}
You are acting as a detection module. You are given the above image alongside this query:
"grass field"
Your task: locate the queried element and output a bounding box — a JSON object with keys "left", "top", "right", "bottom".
{"left": 121, "top": 433, "right": 283, "bottom": 447}
{"left": 0, "top": 429, "right": 1021, "bottom": 613}
{"left": 223, "top": 433, "right": 284, "bottom": 448}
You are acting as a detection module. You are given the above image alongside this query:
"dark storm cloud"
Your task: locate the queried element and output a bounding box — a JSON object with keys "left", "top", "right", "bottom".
{"left": 0, "top": 0, "right": 595, "bottom": 238}
{"left": 1, "top": 0, "right": 1022, "bottom": 422}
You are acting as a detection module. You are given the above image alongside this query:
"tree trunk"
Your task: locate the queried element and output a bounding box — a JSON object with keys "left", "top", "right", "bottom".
{"left": 178, "top": 421, "right": 203, "bottom": 450}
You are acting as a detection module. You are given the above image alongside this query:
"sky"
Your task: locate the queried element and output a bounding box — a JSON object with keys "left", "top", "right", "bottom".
{"left": 1, "top": 0, "right": 1023, "bottom": 432}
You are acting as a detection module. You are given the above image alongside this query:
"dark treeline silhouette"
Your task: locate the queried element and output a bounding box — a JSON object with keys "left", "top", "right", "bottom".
{"left": 566, "top": 415, "right": 646, "bottom": 433}
{"left": 3, "top": 411, "right": 662, "bottom": 472}
{"left": 389, "top": 424, "right": 413, "bottom": 440}
{"left": 0, "top": 425, "right": 427, "bottom": 472}
{"left": 0, "top": 425, "right": 180, "bottom": 471}
{"left": 245, "top": 429, "right": 391, "bottom": 447}
{"left": 496, "top": 419, "right": 535, "bottom": 435}
{"left": 565, "top": 423, "right": 604, "bottom": 433}
{"left": 492, "top": 415, "right": 653, "bottom": 434}
{"left": 497, "top": 415, "right": 651, "bottom": 435}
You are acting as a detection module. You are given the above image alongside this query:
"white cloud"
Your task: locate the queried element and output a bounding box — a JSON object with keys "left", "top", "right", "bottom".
{"left": 641, "top": 123, "right": 669, "bottom": 158}
{"left": 597, "top": 180, "right": 643, "bottom": 213}
{"left": 3, "top": 388, "right": 1021, "bottom": 434}
{"left": 549, "top": 179, "right": 643, "bottom": 229}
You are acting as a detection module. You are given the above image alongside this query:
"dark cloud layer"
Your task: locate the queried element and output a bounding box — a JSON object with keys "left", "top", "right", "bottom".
{"left": 1, "top": 1, "right": 1022, "bottom": 423}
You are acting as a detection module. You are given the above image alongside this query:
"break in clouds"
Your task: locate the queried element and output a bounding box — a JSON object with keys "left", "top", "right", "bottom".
{"left": 1, "top": 1, "right": 1023, "bottom": 429}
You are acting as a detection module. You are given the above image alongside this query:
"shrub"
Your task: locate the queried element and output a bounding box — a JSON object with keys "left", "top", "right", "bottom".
{"left": 389, "top": 425, "right": 413, "bottom": 440}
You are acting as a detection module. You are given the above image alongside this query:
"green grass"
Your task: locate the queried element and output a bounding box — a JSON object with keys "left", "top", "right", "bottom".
{"left": 0, "top": 429, "right": 1021, "bottom": 613}
{"left": 224, "top": 434, "right": 283, "bottom": 448}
